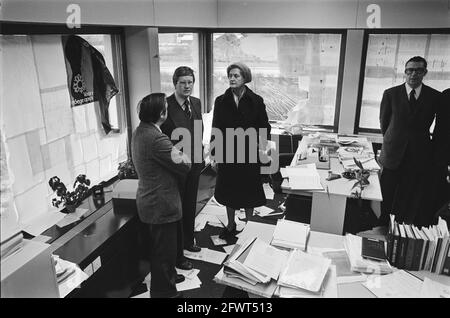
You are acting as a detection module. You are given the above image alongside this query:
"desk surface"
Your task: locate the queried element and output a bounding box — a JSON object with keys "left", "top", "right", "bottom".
{"left": 231, "top": 221, "right": 450, "bottom": 298}
{"left": 281, "top": 138, "right": 382, "bottom": 201}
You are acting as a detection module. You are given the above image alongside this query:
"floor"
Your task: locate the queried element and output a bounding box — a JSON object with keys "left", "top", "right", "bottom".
{"left": 129, "top": 166, "right": 293, "bottom": 298}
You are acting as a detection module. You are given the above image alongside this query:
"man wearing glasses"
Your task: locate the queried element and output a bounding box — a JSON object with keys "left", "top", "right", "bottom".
{"left": 378, "top": 56, "right": 440, "bottom": 226}
{"left": 161, "top": 66, "right": 204, "bottom": 270}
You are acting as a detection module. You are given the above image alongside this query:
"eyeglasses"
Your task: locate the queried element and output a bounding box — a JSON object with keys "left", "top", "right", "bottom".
{"left": 405, "top": 68, "right": 426, "bottom": 75}
{"left": 178, "top": 81, "right": 194, "bottom": 86}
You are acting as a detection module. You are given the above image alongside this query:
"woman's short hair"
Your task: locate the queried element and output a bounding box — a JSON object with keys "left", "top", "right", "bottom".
{"left": 227, "top": 62, "right": 252, "bottom": 83}
{"left": 172, "top": 66, "right": 195, "bottom": 86}
{"left": 137, "top": 93, "right": 166, "bottom": 124}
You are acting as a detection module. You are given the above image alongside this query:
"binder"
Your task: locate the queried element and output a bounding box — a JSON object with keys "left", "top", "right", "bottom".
{"left": 404, "top": 224, "right": 416, "bottom": 270}
{"left": 396, "top": 224, "right": 408, "bottom": 269}
{"left": 410, "top": 226, "right": 424, "bottom": 271}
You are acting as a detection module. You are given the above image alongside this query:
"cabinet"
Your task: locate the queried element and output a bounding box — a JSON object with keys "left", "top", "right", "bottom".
{"left": 1, "top": 240, "right": 59, "bottom": 298}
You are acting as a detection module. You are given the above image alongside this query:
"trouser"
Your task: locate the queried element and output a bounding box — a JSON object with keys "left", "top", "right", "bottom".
{"left": 179, "top": 165, "right": 202, "bottom": 248}
{"left": 149, "top": 221, "right": 181, "bottom": 298}
{"left": 380, "top": 154, "right": 431, "bottom": 226}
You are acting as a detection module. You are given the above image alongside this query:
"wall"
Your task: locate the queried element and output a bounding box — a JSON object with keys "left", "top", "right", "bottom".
{"left": 0, "top": 35, "right": 128, "bottom": 228}
{"left": 2, "top": 0, "right": 449, "bottom": 28}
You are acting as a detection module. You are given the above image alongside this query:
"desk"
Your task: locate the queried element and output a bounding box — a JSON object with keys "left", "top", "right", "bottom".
{"left": 281, "top": 137, "right": 382, "bottom": 235}
{"left": 217, "top": 221, "right": 450, "bottom": 298}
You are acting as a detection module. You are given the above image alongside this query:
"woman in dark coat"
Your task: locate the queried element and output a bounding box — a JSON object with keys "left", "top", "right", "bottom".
{"left": 211, "top": 62, "right": 271, "bottom": 238}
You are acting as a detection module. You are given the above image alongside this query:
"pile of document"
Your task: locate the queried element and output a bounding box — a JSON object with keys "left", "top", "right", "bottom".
{"left": 281, "top": 163, "right": 323, "bottom": 190}
{"left": 344, "top": 234, "right": 393, "bottom": 274}
{"left": 271, "top": 219, "right": 310, "bottom": 251}
{"left": 223, "top": 237, "right": 289, "bottom": 285}
{"left": 277, "top": 250, "right": 332, "bottom": 293}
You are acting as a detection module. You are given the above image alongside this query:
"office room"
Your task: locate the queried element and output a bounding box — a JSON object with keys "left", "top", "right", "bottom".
{"left": 1, "top": 0, "right": 449, "bottom": 301}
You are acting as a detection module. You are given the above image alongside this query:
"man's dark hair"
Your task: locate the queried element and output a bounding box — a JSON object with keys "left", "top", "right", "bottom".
{"left": 405, "top": 56, "right": 427, "bottom": 69}
{"left": 172, "top": 66, "right": 195, "bottom": 86}
{"left": 138, "top": 93, "right": 166, "bottom": 124}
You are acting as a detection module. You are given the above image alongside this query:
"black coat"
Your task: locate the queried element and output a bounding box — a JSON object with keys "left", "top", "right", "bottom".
{"left": 212, "top": 86, "right": 271, "bottom": 208}
{"left": 379, "top": 83, "right": 440, "bottom": 170}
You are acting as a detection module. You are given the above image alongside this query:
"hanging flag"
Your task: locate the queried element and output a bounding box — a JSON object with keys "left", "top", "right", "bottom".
{"left": 62, "top": 35, "right": 119, "bottom": 134}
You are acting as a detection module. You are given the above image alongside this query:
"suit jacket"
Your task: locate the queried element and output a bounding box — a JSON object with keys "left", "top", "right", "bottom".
{"left": 131, "top": 122, "right": 191, "bottom": 224}
{"left": 161, "top": 94, "right": 203, "bottom": 166}
{"left": 379, "top": 83, "right": 440, "bottom": 170}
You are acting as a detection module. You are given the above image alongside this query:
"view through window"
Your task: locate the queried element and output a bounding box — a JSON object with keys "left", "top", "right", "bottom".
{"left": 212, "top": 33, "right": 342, "bottom": 126}
{"left": 358, "top": 33, "right": 450, "bottom": 131}
{"left": 158, "top": 33, "right": 200, "bottom": 98}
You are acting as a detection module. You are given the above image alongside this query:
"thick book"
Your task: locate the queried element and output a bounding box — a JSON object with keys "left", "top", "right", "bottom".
{"left": 404, "top": 224, "right": 416, "bottom": 270}
{"left": 441, "top": 242, "right": 450, "bottom": 276}
{"left": 396, "top": 224, "right": 408, "bottom": 269}
{"left": 410, "top": 226, "right": 424, "bottom": 271}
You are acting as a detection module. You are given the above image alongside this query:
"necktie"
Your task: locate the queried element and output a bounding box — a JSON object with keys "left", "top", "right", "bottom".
{"left": 409, "top": 89, "right": 417, "bottom": 110}
{"left": 183, "top": 100, "right": 191, "bottom": 119}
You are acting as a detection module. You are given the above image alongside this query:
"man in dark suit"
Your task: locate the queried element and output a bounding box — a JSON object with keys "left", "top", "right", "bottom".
{"left": 431, "top": 88, "right": 450, "bottom": 220}
{"left": 378, "top": 56, "right": 440, "bottom": 226}
{"left": 131, "top": 93, "right": 191, "bottom": 298}
{"left": 161, "top": 66, "right": 204, "bottom": 259}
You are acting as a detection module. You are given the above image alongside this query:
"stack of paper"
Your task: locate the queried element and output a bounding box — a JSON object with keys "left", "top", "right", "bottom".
{"left": 223, "top": 237, "right": 289, "bottom": 285}
{"left": 271, "top": 219, "right": 310, "bottom": 251}
{"left": 278, "top": 249, "right": 332, "bottom": 293}
{"left": 344, "top": 234, "right": 393, "bottom": 274}
{"left": 283, "top": 164, "right": 323, "bottom": 190}
{"left": 277, "top": 265, "right": 338, "bottom": 298}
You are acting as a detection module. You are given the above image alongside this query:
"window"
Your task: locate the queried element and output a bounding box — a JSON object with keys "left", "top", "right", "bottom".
{"left": 0, "top": 33, "right": 128, "bottom": 228}
{"left": 212, "top": 33, "right": 343, "bottom": 127}
{"left": 158, "top": 33, "right": 200, "bottom": 98}
{"left": 357, "top": 33, "right": 450, "bottom": 132}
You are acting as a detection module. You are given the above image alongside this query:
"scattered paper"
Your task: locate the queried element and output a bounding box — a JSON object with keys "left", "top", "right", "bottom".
{"left": 419, "top": 277, "right": 450, "bottom": 298}
{"left": 184, "top": 248, "right": 228, "bottom": 265}
{"left": 254, "top": 206, "right": 275, "bottom": 216}
{"left": 176, "top": 268, "right": 200, "bottom": 280}
{"left": 263, "top": 183, "right": 275, "bottom": 200}
{"left": 177, "top": 275, "right": 202, "bottom": 292}
{"left": 223, "top": 244, "right": 236, "bottom": 255}
{"left": 132, "top": 291, "right": 149, "bottom": 298}
{"left": 363, "top": 270, "right": 422, "bottom": 298}
{"left": 211, "top": 235, "right": 228, "bottom": 246}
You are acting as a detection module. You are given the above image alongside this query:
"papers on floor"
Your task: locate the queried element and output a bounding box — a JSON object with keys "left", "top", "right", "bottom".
{"left": 263, "top": 183, "right": 275, "bottom": 200}
{"left": 184, "top": 247, "right": 228, "bottom": 265}
{"left": 283, "top": 164, "right": 323, "bottom": 190}
{"left": 278, "top": 249, "right": 332, "bottom": 293}
{"left": 211, "top": 235, "right": 228, "bottom": 246}
{"left": 144, "top": 268, "right": 202, "bottom": 294}
{"left": 254, "top": 206, "right": 275, "bottom": 217}
{"left": 177, "top": 275, "right": 202, "bottom": 292}
{"left": 363, "top": 270, "right": 422, "bottom": 298}
{"left": 277, "top": 265, "right": 337, "bottom": 298}
{"left": 271, "top": 219, "right": 310, "bottom": 251}
{"left": 344, "top": 234, "right": 393, "bottom": 274}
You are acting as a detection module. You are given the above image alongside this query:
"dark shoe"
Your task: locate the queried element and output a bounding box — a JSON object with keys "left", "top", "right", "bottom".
{"left": 175, "top": 274, "right": 185, "bottom": 284}
{"left": 238, "top": 217, "right": 248, "bottom": 222}
{"left": 219, "top": 224, "right": 241, "bottom": 240}
{"left": 176, "top": 259, "right": 193, "bottom": 270}
{"left": 169, "top": 291, "right": 184, "bottom": 298}
{"left": 185, "top": 244, "right": 201, "bottom": 253}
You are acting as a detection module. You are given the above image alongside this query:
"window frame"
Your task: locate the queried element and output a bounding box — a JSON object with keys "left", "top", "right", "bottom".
{"left": 157, "top": 28, "right": 347, "bottom": 132}
{"left": 354, "top": 28, "right": 450, "bottom": 135}
{"left": 1, "top": 22, "right": 130, "bottom": 136}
